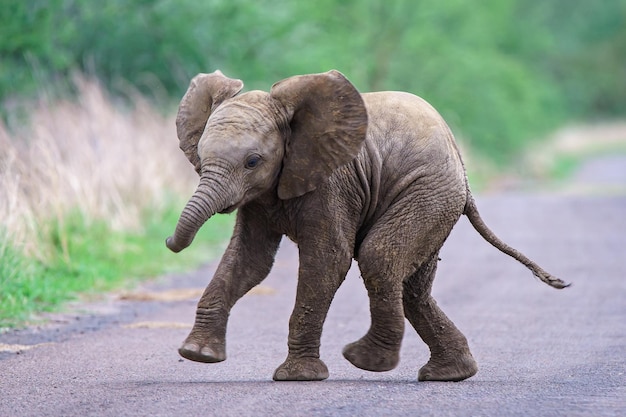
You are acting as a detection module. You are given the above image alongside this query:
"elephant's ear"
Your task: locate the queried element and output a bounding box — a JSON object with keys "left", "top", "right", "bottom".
{"left": 270, "top": 70, "right": 368, "bottom": 200}
{"left": 176, "top": 70, "right": 244, "bottom": 174}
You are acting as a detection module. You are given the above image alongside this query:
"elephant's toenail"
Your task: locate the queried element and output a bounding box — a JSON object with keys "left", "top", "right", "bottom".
{"left": 200, "top": 346, "right": 215, "bottom": 357}
{"left": 183, "top": 343, "right": 198, "bottom": 352}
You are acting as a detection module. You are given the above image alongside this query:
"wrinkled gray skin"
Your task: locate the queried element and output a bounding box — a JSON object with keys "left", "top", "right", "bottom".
{"left": 166, "top": 70, "right": 568, "bottom": 382}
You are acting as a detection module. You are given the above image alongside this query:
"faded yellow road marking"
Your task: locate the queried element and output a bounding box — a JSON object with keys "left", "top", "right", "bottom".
{"left": 248, "top": 285, "right": 276, "bottom": 295}
{"left": 120, "top": 285, "right": 276, "bottom": 302}
{"left": 123, "top": 321, "right": 191, "bottom": 329}
{"left": 120, "top": 288, "right": 203, "bottom": 302}
{"left": 0, "top": 343, "right": 53, "bottom": 353}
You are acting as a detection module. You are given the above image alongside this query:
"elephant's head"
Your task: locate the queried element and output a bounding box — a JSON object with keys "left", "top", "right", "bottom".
{"left": 166, "top": 70, "right": 368, "bottom": 252}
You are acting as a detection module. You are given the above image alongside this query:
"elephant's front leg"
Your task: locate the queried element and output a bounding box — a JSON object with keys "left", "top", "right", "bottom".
{"left": 273, "top": 239, "right": 353, "bottom": 381}
{"left": 179, "top": 208, "right": 282, "bottom": 363}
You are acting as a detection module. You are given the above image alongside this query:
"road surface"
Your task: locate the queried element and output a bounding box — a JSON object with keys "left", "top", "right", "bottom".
{"left": 1, "top": 156, "right": 625, "bottom": 416}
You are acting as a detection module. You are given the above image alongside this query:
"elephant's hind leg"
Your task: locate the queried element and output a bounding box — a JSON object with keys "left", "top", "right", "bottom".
{"left": 345, "top": 230, "right": 409, "bottom": 372}
{"left": 403, "top": 254, "right": 478, "bottom": 381}
{"left": 341, "top": 270, "right": 404, "bottom": 372}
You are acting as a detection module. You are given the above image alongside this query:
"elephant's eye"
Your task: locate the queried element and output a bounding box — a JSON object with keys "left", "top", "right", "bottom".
{"left": 245, "top": 154, "right": 262, "bottom": 169}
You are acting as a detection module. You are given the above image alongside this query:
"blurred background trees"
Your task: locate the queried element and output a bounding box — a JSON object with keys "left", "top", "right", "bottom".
{"left": 2, "top": 0, "right": 625, "bottom": 163}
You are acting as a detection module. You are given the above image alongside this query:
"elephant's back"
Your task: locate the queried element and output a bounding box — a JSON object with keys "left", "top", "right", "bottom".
{"left": 356, "top": 91, "right": 467, "bottom": 226}
{"left": 362, "top": 91, "right": 445, "bottom": 130}
{"left": 361, "top": 91, "right": 465, "bottom": 180}
{"left": 362, "top": 91, "right": 454, "bottom": 151}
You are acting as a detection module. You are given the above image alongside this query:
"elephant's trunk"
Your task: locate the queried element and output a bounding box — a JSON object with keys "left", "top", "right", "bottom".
{"left": 166, "top": 177, "right": 229, "bottom": 253}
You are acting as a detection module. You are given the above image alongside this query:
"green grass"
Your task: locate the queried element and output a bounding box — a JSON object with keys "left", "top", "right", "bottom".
{"left": 547, "top": 142, "right": 626, "bottom": 182}
{"left": 0, "top": 207, "right": 234, "bottom": 329}
{"left": 548, "top": 154, "right": 587, "bottom": 181}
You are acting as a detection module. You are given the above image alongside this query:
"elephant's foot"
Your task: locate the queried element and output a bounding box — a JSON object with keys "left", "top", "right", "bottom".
{"left": 178, "top": 335, "right": 226, "bottom": 363}
{"left": 418, "top": 351, "right": 478, "bottom": 382}
{"left": 273, "top": 356, "right": 329, "bottom": 381}
{"left": 342, "top": 337, "right": 400, "bottom": 372}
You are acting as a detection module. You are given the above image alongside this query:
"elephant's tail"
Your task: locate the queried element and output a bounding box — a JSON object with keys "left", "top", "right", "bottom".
{"left": 463, "top": 193, "right": 570, "bottom": 289}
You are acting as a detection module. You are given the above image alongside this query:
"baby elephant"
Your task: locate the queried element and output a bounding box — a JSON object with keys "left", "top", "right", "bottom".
{"left": 166, "top": 70, "right": 568, "bottom": 382}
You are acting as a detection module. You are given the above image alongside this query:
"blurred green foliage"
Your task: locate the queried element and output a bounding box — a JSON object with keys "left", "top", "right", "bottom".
{"left": 1, "top": 0, "right": 625, "bottom": 163}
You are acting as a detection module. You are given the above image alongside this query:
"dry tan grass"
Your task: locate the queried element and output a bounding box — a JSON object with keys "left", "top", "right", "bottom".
{"left": 0, "top": 77, "right": 196, "bottom": 260}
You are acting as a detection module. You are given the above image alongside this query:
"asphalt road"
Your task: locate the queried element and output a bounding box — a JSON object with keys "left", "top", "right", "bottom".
{"left": 1, "top": 156, "right": 625, "bottom": 417}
